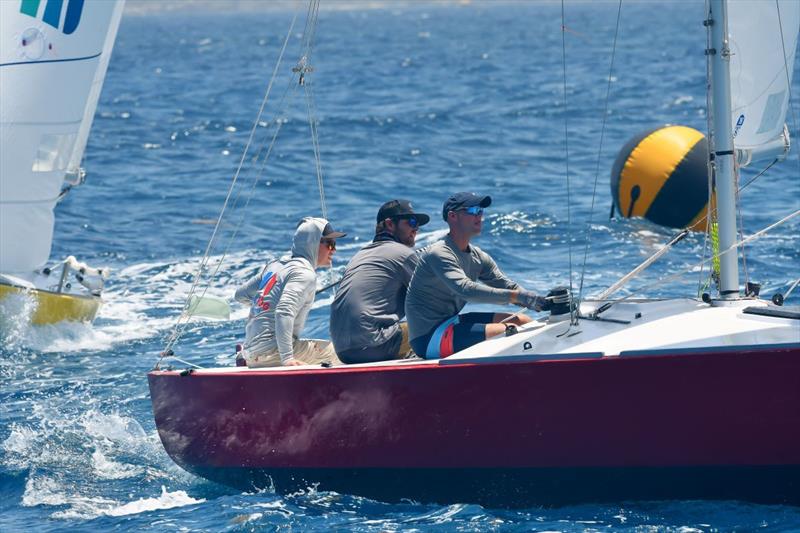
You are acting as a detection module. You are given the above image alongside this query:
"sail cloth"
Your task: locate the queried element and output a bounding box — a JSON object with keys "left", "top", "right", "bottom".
{"left": 0, "top": 0, "right": 124, "bottom": 276}
{"left": 728, "top": 0, "right": 800, "bottom": 152}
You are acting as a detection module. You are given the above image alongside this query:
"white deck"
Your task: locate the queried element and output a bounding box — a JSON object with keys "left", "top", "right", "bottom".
{"left": 172, "top": 297, "right": 798, "bottom": 375}
{"left": 449, "top": 298, "right": 799, "bottom": 362}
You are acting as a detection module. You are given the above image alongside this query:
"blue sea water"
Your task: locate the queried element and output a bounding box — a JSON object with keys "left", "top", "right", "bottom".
{"left": 2, "top": 1, "right": 800, "bottom": 530}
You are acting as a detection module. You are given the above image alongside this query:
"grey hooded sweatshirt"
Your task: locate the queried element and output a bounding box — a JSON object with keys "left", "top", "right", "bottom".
{"left": 234, "top": 217, "right": 327, "bottom": 364}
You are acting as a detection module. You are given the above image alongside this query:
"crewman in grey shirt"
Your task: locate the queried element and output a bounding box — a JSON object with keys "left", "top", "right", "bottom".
{"left": 406, "top": 192, "right": 549, "bottom": 359}
{"left": 235, "top": 217, "right": 346, "bottom": 367}
{"left": 331, "top": 199, "right": 431, "bottom": 364}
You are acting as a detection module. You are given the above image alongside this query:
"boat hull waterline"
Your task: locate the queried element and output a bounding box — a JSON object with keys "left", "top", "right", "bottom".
{"left": 0, "top": 282, "right": 101, "bottom": 325}
{"left": 148, "top": 343, "right": 800, "bottom": 506}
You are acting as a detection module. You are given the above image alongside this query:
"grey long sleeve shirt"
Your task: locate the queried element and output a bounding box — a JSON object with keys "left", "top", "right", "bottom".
{"left": 405, "top": 234, "right": 520, "bottom": 340}
{"left": 330, "top": 236, "right": 419, "bottom": 353}
{"left": 234, "top": 217, "right": 327, "bottom": 363}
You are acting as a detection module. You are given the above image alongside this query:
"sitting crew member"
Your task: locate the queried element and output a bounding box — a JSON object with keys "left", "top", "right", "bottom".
{"left": 235, "top": 217, "right": 346, "bottom": 367}
{"left": 406, "top": 192, "right": 549, "bottom": 359}
{"left": 331, "top": 199, "right": 431, "bottom": 364}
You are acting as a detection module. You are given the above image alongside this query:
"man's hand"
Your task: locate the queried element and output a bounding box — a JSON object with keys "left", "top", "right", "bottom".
{"left": 516, "top": 290, "right": 550, "bottom": 312}
{"left": 283, "top": 359, "right": 305, "bottom": 367}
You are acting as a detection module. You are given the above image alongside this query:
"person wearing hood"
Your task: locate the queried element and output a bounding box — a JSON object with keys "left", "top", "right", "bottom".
{"left": 235, "top": 217, "right": 346, "bottom": 367}
{"left": 330, "top": 200, "right": 430, "bottom": 364}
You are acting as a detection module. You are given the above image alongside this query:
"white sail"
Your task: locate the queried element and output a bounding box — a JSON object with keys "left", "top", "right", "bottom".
{"left": 728, "top": 0, "right": 799, "bottom": 153}
{"left": 66, "top": 0, "right": 125, "bottom": 178}
{"left": 0, "top": 0, "right": 124, "bottom": 276}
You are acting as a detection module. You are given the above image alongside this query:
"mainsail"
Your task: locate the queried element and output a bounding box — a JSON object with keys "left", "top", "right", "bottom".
{"left": 728, "top": 0, "right": 799, "bottom": 163}
{"left": 0, "top": 0, "right": 124, "bottom": 276}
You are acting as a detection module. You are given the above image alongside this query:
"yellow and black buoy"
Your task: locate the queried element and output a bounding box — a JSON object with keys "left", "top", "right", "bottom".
{"left": 610, "top": 125, "right": 712, "bottom": 231}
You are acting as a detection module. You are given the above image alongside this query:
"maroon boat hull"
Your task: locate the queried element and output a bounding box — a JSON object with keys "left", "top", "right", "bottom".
{"left": 148, "top": 344, "right": 800, "bottom": 506}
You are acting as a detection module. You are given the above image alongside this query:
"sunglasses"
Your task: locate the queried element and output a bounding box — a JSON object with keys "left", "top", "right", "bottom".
{"left": 394, "top": 216, "right": 419, "bottom": 229}
{"left": 458, "top": 206, "right": 484, "bottom": 216}
{"left": 321, "top": 239, "right": 336, "bottom": 250}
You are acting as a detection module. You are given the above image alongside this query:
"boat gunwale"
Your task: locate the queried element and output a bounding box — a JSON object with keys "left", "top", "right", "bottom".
{"left": 147, "top": 341, "right": 800, "bottom": 378}
{"left": 0, "top": 279, "right": 103, "bottom": 303}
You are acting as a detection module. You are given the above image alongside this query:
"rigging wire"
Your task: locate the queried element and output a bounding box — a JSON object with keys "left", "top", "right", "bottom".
{"left": 305, "top": 81, "right": 328, "bottom": 218}
{"left": 300, "top": 0, "right": 328, "bottom": 218}
{"left": 696, "top": 158, "right": 778, "bottom": 293}
{"left": 698, "top": 0, "right": 716, "bottom": 294}
{"left": 159, "top": 8, "right": 301, "bottom": 362}
{"left": 576, "top": 0, "right": 623, "bottom": 310}
{"left": 183, "top": 65, "right": 302, "bottom": 307}
{"left": 736, "top": 166, "right": 750, "bottom": 291}
{"left": 615, "top": 207, "right": 800, "bottom": 303}
{"left": 559, "top": 0, "right": 575, "bottom": 325}
{"left": 163, "top": 80, "right": 302, "bottom": 363}
{"left": 160, "top": 0, "right": 330, "bottom": 364}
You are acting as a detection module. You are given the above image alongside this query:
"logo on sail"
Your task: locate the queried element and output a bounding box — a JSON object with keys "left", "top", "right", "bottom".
{"left": 20, "top": 0, "right": 84, "bottom": 35}
{"left": 733, "top": 114, "right": 745, "bottom": 138}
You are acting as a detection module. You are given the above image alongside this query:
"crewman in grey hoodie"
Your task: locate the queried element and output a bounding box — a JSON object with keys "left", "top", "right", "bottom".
{"left": 406, "top": 192, "right": 550, "bottom": 359}
{"left": 235, "top": 217, "right": 346, "bottom": 367}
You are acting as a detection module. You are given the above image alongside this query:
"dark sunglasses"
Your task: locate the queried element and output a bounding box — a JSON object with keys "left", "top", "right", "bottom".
{"left": 394, "top": 216, "right": 419, "bottom": 229}
{"left": 321, "top": 239, "right": 336, "bottom": 250}
{"left": 458, "top": 206, "right": 484, "bottom": 216}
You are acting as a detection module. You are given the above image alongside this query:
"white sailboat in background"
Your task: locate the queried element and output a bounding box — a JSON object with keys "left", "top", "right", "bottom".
{"left": 148, "top": 0, "right": 800, "bottom": 506}
{"left": 0, "top": 0, "right": 125, "bottom": 325}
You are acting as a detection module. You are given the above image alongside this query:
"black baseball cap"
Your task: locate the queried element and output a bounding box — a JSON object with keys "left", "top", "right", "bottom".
{"left": 376, "top": 199, "right": 430, "bottom": 226}
{"left": 321, "top": 222, "right": 347, "bottom": 239}
{"left": 442, "top": 192, "right": 492, "bottom": 221}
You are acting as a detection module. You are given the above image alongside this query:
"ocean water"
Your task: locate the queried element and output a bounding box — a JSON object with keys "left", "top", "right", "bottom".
{"left": 2, "top": 1, "right": 800, "bottom": 531}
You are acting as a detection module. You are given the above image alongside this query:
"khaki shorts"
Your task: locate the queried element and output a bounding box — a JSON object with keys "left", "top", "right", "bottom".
{"left": 245, "top": 339, "right": 340, "bottom": 367}
{"left": 398, "top": 322, "right": 414, "bottom": 357}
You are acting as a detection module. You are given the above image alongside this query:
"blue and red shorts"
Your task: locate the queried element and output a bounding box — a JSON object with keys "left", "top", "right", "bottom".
{"left": 410, "top": 312, "right": 495, "bottom": 359}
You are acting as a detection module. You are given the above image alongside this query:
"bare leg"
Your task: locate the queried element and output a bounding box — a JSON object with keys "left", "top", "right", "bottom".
{"left": 484, "top": 312, "right": 532, "bottom": 339}
{"left": 492, "top": 312, "right": 532, "bottom": 325}
{"left": 484, "top": 322, "right": 508, "bottom": 338}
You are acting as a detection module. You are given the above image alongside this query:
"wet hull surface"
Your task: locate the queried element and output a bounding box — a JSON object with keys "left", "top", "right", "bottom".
{"left": 148, "top": 344, "right": 800, "bottom": 506}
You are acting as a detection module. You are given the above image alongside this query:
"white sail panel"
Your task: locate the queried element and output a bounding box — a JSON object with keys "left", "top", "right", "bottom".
{"left": 67, "top": 0, "right": 125, "bottom": 176}
{"left": 728, "top": 0, "right": 800, "bottom": 150}
{"left": 0, "top": 0, "right": 124, "bottom": 275}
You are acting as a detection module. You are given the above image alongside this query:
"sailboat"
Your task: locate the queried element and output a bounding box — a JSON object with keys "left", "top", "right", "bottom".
{"left": 148, "top": 1, "right": 799, "bottom": 506}
{"left": 0, "top": 0, "right": 124, "bottom": 326}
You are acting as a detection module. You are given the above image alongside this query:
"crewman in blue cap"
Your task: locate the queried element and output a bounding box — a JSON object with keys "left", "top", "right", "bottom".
{"left": 405, "top": 192, "right": 548, "bottom": 359}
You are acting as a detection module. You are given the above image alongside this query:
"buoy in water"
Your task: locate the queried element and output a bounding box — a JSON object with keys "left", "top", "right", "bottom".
{"left": 610, "top": 125, "right": 712, "bottom": 231}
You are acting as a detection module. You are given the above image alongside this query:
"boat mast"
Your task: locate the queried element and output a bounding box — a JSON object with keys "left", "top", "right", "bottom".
{"left": 708, "top": 0, "right": 740, "bottom": 299}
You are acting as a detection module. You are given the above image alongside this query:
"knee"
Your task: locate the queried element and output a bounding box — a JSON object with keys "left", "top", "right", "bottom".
{"left": 485, "top": 323, "right": 507, "bottom": 338}
{"left": 515, "top": 313, "right": 533, "bottom": 324}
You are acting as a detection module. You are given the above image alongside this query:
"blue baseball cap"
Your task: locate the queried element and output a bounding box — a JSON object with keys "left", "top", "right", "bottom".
{"left": 442, "top": 192, "right": 492, "bottom": 221}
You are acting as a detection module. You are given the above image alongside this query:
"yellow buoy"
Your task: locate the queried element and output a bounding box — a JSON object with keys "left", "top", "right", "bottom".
{"left": 611, "top": 125, "right": 714, "bottom": 231}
